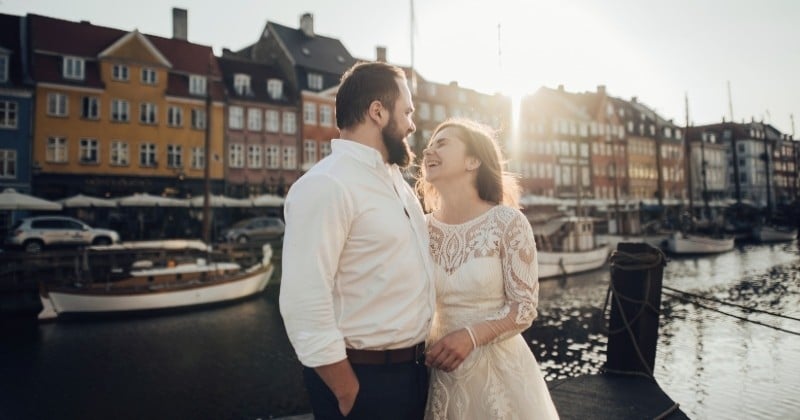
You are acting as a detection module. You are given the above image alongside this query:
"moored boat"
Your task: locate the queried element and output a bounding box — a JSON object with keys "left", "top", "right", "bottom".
{"left": 752, "top": 225, "right": 798, "bottom": 243}
{"left": 532, "top": 216, "right": 610, "bottom": 278}
{"left": 43, "top": 241, "right": 273, "bottom": 315}
{"left": 666, "top": 232, "right": 735, "bottom": 254}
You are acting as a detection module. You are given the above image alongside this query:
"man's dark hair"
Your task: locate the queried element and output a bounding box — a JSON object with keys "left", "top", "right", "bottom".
{"left": 336, "top": 61, "right": 407, "bottom": 130}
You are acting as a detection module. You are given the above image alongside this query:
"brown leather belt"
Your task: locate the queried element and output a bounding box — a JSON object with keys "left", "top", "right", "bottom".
{"left": 346, "top": 343, "right": 425, "bottom": 365}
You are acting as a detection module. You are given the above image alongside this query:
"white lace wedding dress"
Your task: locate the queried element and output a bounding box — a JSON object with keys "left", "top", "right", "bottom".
{"left": 424, "top": 205, "right": 559, "bottom": 420}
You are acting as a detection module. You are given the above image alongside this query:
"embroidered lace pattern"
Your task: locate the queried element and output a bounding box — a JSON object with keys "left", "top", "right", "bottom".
{"left": 424, "top": 206, "right": 559, "bottom": 420}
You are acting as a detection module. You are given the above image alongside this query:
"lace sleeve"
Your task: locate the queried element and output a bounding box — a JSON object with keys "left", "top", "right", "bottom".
{"left": 468, "top": 208, "right": 539, "bottom": 347}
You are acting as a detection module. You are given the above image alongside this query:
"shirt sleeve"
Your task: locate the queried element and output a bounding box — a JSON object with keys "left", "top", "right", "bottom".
{"left": 467, "top": 209, "right": 539, "bottom": 347}
{"left": 279, "top": 173, "right": 352, "bottom": 367}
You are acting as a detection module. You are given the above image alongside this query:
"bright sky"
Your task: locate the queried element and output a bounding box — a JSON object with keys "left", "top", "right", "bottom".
{"left": 4, "top": 0, "right": 799, "bottom": 135}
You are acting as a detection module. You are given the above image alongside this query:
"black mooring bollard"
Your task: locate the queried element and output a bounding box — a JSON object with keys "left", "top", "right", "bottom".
{"left": 605, "top": 242, "right": 666, "bottom": 376}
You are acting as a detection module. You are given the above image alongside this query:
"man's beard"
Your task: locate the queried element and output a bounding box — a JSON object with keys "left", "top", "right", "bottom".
{"left": 382, "top": 118, "right": 413, "bottom": 168}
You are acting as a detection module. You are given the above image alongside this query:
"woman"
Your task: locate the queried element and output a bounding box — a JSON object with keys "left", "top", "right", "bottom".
{"left": 417, "top": 118, "right": 559, "bottom": 419}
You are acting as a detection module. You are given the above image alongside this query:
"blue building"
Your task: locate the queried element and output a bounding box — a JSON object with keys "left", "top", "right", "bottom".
{"left": 0, "top": 14, "right": 34, "bottom": 195}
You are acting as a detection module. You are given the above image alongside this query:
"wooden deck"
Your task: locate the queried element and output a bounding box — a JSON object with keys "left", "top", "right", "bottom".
{"left": 548, "top": 373, "right": 689, "bottom": 419}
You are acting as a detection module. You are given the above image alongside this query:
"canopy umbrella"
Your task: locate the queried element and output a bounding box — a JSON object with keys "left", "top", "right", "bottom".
{"left": 116, "top": 193, "right": 189, "bottom": 207}
{"left": 58, "top": 193, "right": 118, "bottom": 208}
{"left": 251, "top": 194, "right": 285, "bottom": 207}
{"left": 0, "top": 188, "right": 62, "bottom": 211}
{"left": 189, "top": 194, "right": 252, "bottom": 208}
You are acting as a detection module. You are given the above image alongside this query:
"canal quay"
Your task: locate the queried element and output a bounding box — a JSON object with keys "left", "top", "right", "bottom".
{"left": 1, "top": 240, "right": 798, "bottom": 420}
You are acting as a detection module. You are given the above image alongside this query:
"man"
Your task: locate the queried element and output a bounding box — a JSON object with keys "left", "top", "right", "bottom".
{"left": 280, "top": 62, "right": 435, "bottom": 419}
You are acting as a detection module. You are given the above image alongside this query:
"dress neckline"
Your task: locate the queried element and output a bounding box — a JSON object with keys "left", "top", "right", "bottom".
{"left": 429, "top": 205, "right": 500, "bottom": 228}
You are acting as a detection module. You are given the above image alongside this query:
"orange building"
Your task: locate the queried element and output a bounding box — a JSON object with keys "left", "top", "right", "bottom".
{"left": 29, "top": 12, "right": 225, "bottom": 199}
{"left": 301, "top": 87, "right": 338, "bottom": 172}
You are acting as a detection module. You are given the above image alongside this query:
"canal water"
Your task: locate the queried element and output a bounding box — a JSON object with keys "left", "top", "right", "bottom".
{"left": 1, "top": 241, "right": 798, "bottom": 419}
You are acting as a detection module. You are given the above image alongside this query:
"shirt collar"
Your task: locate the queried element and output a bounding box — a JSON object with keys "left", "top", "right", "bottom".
{"left": 332, "top": 139, "right": 386, "bottom": 169}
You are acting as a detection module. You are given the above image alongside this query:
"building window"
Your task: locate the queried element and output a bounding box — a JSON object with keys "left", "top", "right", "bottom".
{"left": 304, "top": 140, "right": 317, "bottom": 165}
{"left": 247, "top": 108, "right": 262, "bottom": 131}
{"left": 46, "top": 137, "right": 68, "bottom": 163}
{"left": 265, "top": 110, "right": 280, "bottom": 132}
{"left": 266, "top": 145, "right": 280, "bottom": 169}
{"left": 63, "top": 56, "right": 85, "bottom": 80}
{"left": 141, "top": 68, "right": 157, "bottom": 85}
{"left": 140, "top": 103, "right": 157, "bottom": 124}
{"left": 0, "top": 54, "right": 9, "bottom": 82}
{"left": 81, "top": 96, "right": 100, "bottom": 120}
{"left": 417, "top": 102, "right": 431, "bottom": 121}
{"left": 307, "top": 73, "right": 323, "bottom": 91}
{"left": 0, "top": 149, "right": 16, "bottom": 178}
{"left": 191, "top": 147, "right": 205, "bottom": 169}
{"left": 167, "top": 106, "right": 183, "bottom": 127}
{"left": 319, "top": 105, "right": 333, "bottom": 127}
{"left": 426, "top": 84, "right": 437, "bottom": 97}
{"left": 111, "top": 99, "right": 130, "bottom": 122}
{"left": 247, "top": 145, "right": 262, "bottom": 168}
{"left": 47, "top": 93, "right": 68, "bottom": 116}
{"left": 234, "top": 74, "right": 252, "bottom": 95}
{"left": 283, "top": 146, "right": 297, "bottom": 169}
{"left": 167, "top": 144, "right": 182, "bottom": 168}
{"left": 189, "top": 75, "right": 207, "bottom": 96}
{"left": 433, "top": 104, "right": 446, "bottom": 121}
{"left": 0, "top": 101, "right": 17, "bottom": 128}
{"left": 282, "top": 111, "right": 296, "bottom": 134}
{"left": 112, "top": 64, "right": 128, "bottom": 81}
{"left": 140, "top": 143, "right": 157, "bottom": 167}
{"left": 191, "top": 109, "right": 206, "bottom": 129}
{"left": 229, "top": 106, "right": 244, "bottom": 129}
{"left": 229, "top": 144, "right": 244, "bottom": 168}
{"left": 110, "top": 141, "right": 129, "bottom": 166}
{"left": 267, "top": 79, "right": 283, "bottom": 100}
{"left": 320, "top": 142, "right": 332, "bottom": 158}
{"left": 303, "top": 103, "right": 317, "bottom": 125}
{"left": 79, "top": 138, "right": 99, "bottom": 164}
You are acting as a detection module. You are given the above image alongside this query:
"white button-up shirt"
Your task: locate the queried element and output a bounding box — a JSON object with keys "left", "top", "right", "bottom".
{"left": 280, "top": 139, "right": 435, "bottom": 368}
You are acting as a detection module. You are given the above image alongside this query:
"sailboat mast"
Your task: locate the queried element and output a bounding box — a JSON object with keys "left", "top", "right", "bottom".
{"left": 684, "top": 93, "right": 694, "bottom": 215}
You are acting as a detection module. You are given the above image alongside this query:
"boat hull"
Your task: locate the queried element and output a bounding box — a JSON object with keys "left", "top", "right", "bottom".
{"left": 47, "top": 265, "right": 272, "bottom": 314}
{"left": 753, "top": 226, "right": 798, "bottom": 243}
{"left": 666, "top": 233, "right": 735, "bottom": 254}
{"left": 538, "top": 244, "right": 610, "bottom": 278}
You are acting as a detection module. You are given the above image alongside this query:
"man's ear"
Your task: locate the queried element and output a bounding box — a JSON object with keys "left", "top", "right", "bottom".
{"left": 368, "top": 100, "right": 384, "bottom": 124}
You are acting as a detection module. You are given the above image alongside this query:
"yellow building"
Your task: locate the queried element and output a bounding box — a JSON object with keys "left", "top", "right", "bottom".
{"left": 29, "top": 13, "right": 225, "bottom": 199}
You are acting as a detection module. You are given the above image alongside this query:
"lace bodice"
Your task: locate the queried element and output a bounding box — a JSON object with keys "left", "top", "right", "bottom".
{"left": 427, "top": 205, "right": 539, "bottom": 346}
{"left": 424, "top": 206, "right": 558, "bottom": 420}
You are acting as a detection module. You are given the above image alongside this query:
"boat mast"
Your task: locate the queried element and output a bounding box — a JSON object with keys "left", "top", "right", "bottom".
{"left": 202, "top": 57, "right": 212, "bottom": 243}
{"left": 700, "top": 127, "right": 710, "bottom": 219}
{"left": 684, "top": 93, "right": 694, "bottom": 216}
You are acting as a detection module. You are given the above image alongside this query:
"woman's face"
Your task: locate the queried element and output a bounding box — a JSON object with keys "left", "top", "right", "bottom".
{"left": 422, "top": 127, "right": 476, "bottom": 184}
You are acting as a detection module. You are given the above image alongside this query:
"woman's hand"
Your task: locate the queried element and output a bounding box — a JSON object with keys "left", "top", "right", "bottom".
{"left": 425, "top": 328, "right": 475, "bottom": 372}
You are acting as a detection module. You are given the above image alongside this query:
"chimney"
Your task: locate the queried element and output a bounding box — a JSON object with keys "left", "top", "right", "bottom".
{"left": 597, "top": 85, "right": 606, "bottom": 95}
{"left": 172, "top": 8, "right": 187, "bottom": 40}
{"left": 376, "top": 46, "right": 387, "bottom": 62}
{"left": 557, "top": 84, "right": 564, "bottom": 92}
{"left": 300, "top": 13, "right": 314, "bottom": 37}
{"left": 631, "top": 96, "right": 638, "bottom": 103}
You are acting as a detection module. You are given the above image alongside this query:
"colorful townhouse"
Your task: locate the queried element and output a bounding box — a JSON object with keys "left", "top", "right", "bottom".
{"left": 686, "top": 126, "right": 730, "bottom": 218}
{"left": 0, "top": 14, "right": 34, "bottom": 195}
{"left": 28, "top": 11, "right": 226, "bottom": 200}
{"left": 217, "top": 55, "right": 298, "bottom": 196}
{"left": 771, "top": 130, "right": 798, "bottom": 206}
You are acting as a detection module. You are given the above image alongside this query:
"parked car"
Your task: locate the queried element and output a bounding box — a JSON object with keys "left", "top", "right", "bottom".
{"left": 5, "top": 216, "right": 121, "bottom": 253}
{"left": 222, "top": 216, "right": 285, "bottom": 244}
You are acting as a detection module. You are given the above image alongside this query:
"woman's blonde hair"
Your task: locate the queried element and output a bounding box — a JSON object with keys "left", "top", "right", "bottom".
{"left": 415, "top": 118, "right": 520, "bottom": 212}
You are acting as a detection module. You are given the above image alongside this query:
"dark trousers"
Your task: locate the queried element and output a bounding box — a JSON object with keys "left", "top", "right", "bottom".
{"left": 303, "top": 361, "right": 428, "bottom": 420}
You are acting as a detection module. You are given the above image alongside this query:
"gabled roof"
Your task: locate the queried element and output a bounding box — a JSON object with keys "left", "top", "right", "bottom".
{"left": 98, "top": 29, "right": 172, "bottom": 68}
{"left": 217, "top": 56, "right": 295, "bottom": 104}
{"left": 28, "top": 14, "right": 221, "bottom": 77}
{"left": 0, "top": 13, "right": 27, "bottom": 86}
{"left": 523, "top": 87, "right": 593, "bottom": 121}
{"left": 266, "top": 21, "right": 355, "bottom": 75}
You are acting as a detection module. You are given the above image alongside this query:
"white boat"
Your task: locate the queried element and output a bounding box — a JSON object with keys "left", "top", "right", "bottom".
{"left": 44, "top": 241, "right": 273, "bottom": 315}
{"left": 532, "top": 216, "right": 610, "bottom": 278}
{"left": 752, "top": 225, "right": 798, "bottom": 243}
{"left": 666, "top": 232, "right": 735, "bottom": 254}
